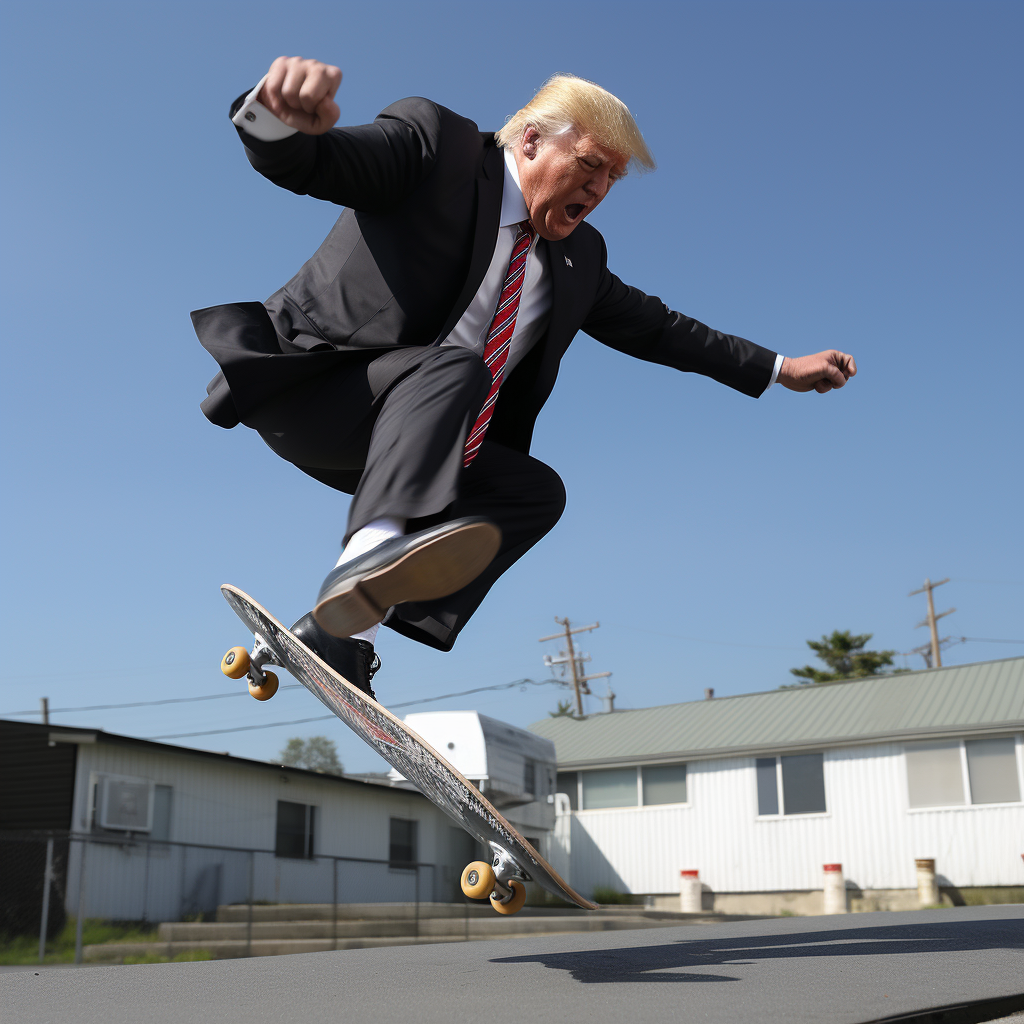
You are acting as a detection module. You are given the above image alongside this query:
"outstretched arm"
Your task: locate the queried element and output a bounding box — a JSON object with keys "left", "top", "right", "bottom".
{"left": 582, "top": 236, "right": 857, "bottom": 399}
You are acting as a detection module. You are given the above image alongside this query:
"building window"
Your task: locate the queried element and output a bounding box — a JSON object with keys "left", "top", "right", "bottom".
{"left": 275, "top": 800, "right": 315, "bottom": 859}
{"left": 524, "top": 759, "right": 536, "bottom": 797}
{"left": 641, "top": 764, "right": 687, "bottom": 805}
{"left": 581, "top": 768, "right": 638, "bottom": 810}
{"left": 966, "top": 737, "right": 1021, "bottom": 804}
{"left": 556, "top": 772, "right": 578, "bottom": 811}
{"left": 906, "top": 737, "right": 1020, "bottom": 808}
{"left": 756, "top": 759, "right": 779, "bottom": 815}
{"left": 756, "top": 753, "right": 826, "bottom": 816}
{"left": 905, "top": 741, "right": 964, "bottom": 808}
{"left": 389, "top": 818, "right": 418, "bottom": 868}
{"left": 151, "top": 785, "right": 173, "bottom": 842}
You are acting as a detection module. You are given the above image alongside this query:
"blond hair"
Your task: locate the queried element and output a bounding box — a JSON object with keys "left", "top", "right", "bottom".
{"left": 496, "top": 74, "right": 655, "bottom": 173}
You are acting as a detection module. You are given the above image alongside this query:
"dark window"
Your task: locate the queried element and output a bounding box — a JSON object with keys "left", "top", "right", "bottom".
{"left": 524, "top": 760, "right": 536, "bottom": 796}
{"left": 581, "top": 768, "right": 638, "bottom": 809}
{"left": 389, "top": 818, "right": 417, "bottom": 868}
{"left": 781, "top": 753, "right": 826, "bottom": 814}
{"left": 757, "top": 754, "right": 826, "bottom": 815}
{"left": 756, "top": 758, "right": 779, "bottom": 815}
{"left": 275, "top": 800, "right": 315, "bottom": 859}
{"left": 642, "top": 764, "right": 687, "bottom": 805}
{"left": 151, "top": 785, "right": 173, "bottom": 842}
{"left": 556, "top": 772, "right": 578, "bottom": 810}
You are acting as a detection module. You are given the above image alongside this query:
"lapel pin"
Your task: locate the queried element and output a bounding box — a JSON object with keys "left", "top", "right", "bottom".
{"left": 564, "top": 256, "right": 573, "bottom": 268}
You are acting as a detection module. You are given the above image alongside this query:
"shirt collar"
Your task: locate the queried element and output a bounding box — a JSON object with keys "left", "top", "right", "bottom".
{"left": 500, "top": 148, "right": 530, "bottom": 228}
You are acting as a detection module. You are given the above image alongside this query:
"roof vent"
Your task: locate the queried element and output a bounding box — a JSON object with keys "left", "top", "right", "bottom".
{"left": 704, "top": 688, "right": 714, "bottom": 700}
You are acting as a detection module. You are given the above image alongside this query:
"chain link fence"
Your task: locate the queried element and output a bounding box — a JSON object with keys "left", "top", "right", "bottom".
{"left": 1, "top": 830, "right": 457, "bottom": 963}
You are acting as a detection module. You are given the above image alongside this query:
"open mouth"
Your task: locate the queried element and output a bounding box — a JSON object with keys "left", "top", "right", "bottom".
{"left": 565, "top": 203, "right": 586, "bottom": 221}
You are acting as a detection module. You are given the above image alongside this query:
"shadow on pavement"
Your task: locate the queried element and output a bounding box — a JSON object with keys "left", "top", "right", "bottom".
{"left": 490, "top": 918, "right": 1024, "bottom": 985}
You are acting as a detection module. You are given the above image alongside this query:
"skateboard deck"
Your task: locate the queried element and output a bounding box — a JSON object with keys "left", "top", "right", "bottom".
{"left": 221, "top": 585, "right": 597, "bottom": 912}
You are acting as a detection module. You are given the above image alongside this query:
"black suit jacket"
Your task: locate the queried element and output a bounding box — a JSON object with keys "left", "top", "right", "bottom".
{"left": 193, "top": 96, "right": 776, "bottom": 454}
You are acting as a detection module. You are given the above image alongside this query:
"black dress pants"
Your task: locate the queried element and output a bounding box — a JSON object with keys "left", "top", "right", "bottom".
{"left": 245, "top": 346, "right": 566, "bottom": 651}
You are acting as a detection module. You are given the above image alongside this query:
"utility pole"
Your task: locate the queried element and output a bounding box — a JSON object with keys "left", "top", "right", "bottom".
{"left": 539, "top": 617, "right": 612, "bottom": 717}
{"left": 40, "top": 697, "right": 49, "bottom": 725}
{"left": 909, "top": 578, "right": 956, "bottom": 668}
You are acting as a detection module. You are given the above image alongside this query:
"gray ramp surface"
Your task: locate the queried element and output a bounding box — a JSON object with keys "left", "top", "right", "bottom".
{"left": 4, "top": 906, "right": 1023, "bottom": 1024}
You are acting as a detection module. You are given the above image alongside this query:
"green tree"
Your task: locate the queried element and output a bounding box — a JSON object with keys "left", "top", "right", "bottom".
{"left": 788, "top": 630, "right": 904, "bottom": 686}
{"left": 278, "top": 736, "right": 344, "bottom": 774}
{"left": 549, "top": 699, "right": 575, "bottom": 718}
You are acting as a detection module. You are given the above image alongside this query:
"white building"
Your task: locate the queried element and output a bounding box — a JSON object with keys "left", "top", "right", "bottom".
{"left": 1, "top": 713, "right": 554, "bottom": 925}
{"left": 531, "top": 658, "right": 1024, "bottom": 910}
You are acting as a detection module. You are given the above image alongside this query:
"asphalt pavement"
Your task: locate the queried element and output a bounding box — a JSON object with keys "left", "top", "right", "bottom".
{"left": 4, "top": 905, "right": 1023, "bottom": 1024}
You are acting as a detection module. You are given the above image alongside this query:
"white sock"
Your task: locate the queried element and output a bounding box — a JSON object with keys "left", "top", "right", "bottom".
{"left": 334, "top": 516, "right": 405, "bottom": 645}
{"left": 351, "top": 623, "right": 380, "bottom": 645}
{"left": 335, "top": 516, "right": 406, "bottom": 567}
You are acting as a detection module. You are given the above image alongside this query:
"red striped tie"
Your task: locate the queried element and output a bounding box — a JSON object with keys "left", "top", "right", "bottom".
{"left": 463, "top": 222, "right": 536, "bottom": 467}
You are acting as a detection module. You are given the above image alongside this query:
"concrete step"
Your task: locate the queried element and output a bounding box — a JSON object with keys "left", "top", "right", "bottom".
{"left": 160, "top": 920, "right": 420, "bottom": 941}
{"left": 84, "top": 935, "right": 475, "bottom": 961}
{"left": 160, "top": 913, "right": 688, "bottom": 943}
{"left": 213, "top": 902, "right": 590, "bottom": 923}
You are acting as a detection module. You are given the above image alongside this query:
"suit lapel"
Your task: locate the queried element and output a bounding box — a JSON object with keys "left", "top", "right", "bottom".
{"left": 538, "top": 236, "right": 578, "bottom": 366}
{"left": 433, "top": 141, "right": 504, "bottom": 344}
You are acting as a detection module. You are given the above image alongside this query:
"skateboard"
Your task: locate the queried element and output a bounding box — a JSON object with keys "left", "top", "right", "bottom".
{"left": 219, "top": 585, "right": 597, "bottom": 915}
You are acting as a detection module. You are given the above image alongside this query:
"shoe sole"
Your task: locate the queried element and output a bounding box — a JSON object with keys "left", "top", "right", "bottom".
{"left": 313, "top": 521, "right": 502, "bottom": 638}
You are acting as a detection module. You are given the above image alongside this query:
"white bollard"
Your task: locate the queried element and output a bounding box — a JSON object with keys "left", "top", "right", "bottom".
{"left": 680, "top": 869, "right": 702, "bottom": 913}
{"left": 916, "top": 858, "right": 939, "bottom": 906}
{"left": 823, "top": 863, "right": 847, "bottom": 915}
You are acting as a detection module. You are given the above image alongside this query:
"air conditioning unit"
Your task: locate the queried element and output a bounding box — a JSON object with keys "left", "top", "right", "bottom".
{"left": 99, "top": 776, "right": 154, "bottom": 832}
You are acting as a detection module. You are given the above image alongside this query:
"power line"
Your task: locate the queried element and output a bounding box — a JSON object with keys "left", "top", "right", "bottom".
{"left": 151, "top": 714, "right": 338, "bottom": 740}
{"left": 0, "top": 686, "right": 304, "bottom": 718}
{"left": 147, "top": 677, "right": 563, "bottom": 740}
{"left": 958, "top": 637, "right": 1024, "bottom": 644}
{"left": 3, "top": 674, "right": 566, "bottom": 724}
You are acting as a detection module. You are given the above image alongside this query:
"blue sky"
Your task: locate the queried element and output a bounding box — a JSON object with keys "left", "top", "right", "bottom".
{"left": 1, "top": 1, "right": 1021, "bottom": 775}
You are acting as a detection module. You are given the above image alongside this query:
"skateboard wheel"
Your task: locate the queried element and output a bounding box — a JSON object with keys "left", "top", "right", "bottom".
{"left": 460, "top": 861, "right": 496, "bottom": 900}
{"left": 249, "top": 670, "right": 279, "bottom": 701}
{"left": 221, "top": 646, "right": 250, "bottom": 679}
{"left": 490, "top": 879, "right": 527, "bottom": 916}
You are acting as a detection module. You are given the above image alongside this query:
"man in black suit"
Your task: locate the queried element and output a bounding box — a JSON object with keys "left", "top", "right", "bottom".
{"left": 194, "top": 56, "right": 856, "bottom": 698}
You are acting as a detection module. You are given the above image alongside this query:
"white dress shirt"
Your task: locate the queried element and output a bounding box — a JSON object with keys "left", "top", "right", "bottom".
{"left": 232, "top": 80, "right": 785, "bottom": 388}
{"left": 439, "top": 149, "right": 550, "bottom": 375}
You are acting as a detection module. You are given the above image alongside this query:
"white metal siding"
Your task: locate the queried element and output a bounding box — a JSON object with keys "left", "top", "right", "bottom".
{"left": 562, "top": 741, "right": 1024, "bottom": 896}
{"left": 64, "top": 742, "right": 464, "bottom": 920}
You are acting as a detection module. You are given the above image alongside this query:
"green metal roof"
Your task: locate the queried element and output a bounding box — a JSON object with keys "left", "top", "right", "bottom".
{"left": 529, "top": 657, "right": 1024, "bottom": 768}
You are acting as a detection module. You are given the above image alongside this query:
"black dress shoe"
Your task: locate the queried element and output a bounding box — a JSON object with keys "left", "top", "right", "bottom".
{"left": 289, "top": 613, "right": 381, "bottom": 701}
{"left": 313, "top": 516, "right": 501, "bottom": 638}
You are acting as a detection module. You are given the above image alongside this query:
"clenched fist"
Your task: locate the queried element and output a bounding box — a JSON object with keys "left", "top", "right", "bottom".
{"left": 778, "top": 350, "right": 857, "bottom": 394}
{"left": 257, "top": 56, "right": 342, "bottom": 135}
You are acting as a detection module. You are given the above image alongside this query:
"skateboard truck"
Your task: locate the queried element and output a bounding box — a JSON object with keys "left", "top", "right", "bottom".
{"left": 489, "top": 842, "right": 530, "bottom": 902}
{"left": 220, "top": 637, "right": 281, "bottom": 701}
{"left": 458, "top": 843, "right": 529, "bottom": 913}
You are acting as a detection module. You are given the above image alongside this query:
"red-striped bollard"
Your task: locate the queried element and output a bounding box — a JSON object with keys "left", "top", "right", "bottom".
{"left": 823, "top": 863, "right": 847, "bottom": 914}
{"left": 680, "top": 869, "right": 701, "bottom": 913}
